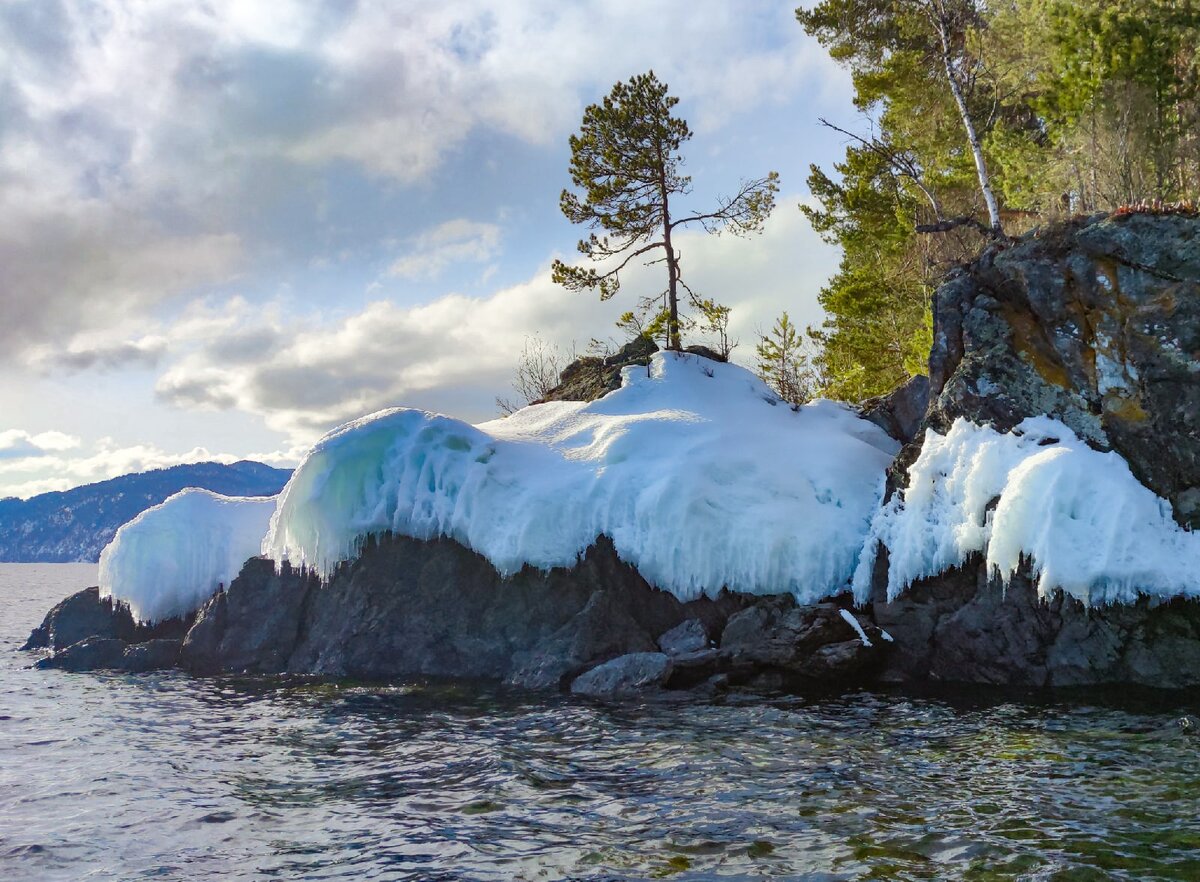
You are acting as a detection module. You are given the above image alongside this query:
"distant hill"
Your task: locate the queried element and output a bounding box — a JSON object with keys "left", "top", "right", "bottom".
{"left": 0, "top": 461, "right": 291, "bottom": 563}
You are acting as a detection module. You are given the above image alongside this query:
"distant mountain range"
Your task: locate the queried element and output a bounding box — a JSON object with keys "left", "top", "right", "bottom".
{"left": 0, "top": 461, "right": 291, "bottom": 563}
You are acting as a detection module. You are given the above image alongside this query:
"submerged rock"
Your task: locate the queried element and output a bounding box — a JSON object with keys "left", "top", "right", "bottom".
{"left": 121, "top": 639, "right": 183, "bottom": 673}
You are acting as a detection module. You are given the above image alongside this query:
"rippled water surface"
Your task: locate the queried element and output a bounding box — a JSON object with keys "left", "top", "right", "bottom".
{"left": 5, "top": 565, "right": 1200, "bottom": 880}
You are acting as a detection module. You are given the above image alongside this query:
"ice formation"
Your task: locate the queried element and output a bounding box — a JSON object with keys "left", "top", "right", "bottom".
{"left": 853, "top": 416, "right": 1200, "bottom": 605}
{"left": 265, "top": 352, "right": 900, "bottom": 603}
{"left": 99, "top": 489, "right": 277, "bottom": 624}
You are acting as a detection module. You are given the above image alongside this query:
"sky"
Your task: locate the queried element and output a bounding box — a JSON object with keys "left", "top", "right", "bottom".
{"left": 0, "top": 0, "right": 856, "bottom": 499}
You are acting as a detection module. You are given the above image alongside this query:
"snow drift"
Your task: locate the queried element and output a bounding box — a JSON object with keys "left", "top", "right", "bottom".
{"left": 99, "top": 489, "right": 277, "bottom": 624}
{"left": 853, "top": 416, "right": 1200, "bottom": 605}
{"left": 264, "top": 352, "right": 900, "bottom": 603}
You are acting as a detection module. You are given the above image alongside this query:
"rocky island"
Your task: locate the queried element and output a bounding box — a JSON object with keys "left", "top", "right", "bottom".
{"left": 24, "top": 211, "right": 1200, "bottom": 694}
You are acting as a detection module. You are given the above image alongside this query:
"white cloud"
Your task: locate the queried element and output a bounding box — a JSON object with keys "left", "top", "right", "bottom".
{"left": 0, "top": 0, "right": 847, "bottom": 362}
{"left": 387, "top": 219, "right": 502, "bottom": 280}
{"left": 152, "top": 198, "right": 838, "bottom": 442}
{"left": 0, "top": 430, "right": 83, "bottom": 461}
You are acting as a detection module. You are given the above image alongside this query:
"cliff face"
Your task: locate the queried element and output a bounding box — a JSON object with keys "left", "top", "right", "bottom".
{"left": 869, "top": 211, "right": 1200, "bottom": 687}
{"left": 923, "top": 211, "right": 1199, "bottom": 526}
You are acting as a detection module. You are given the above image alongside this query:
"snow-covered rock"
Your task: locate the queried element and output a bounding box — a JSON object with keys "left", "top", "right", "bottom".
{"left": 855, "top": 416, "right": 1200, "bottom": 606}
{"left": 264, "top": 352, "right": 899, "bottom": 603}
{"left": 99, "top": 489, "right": 277, "bottom": 624}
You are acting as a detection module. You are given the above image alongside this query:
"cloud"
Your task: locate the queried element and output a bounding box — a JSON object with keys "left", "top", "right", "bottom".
{"left": 0, "top": 429, "right": 83, "bottom": 461}
{"left": 153, "top": 198, "right": 839, "bottom": 441}
{"left": 387, "top": 219, "right": 502, "bottom": 280}
{"left": 0, "top": 0, "right": 846, "bottom": 363}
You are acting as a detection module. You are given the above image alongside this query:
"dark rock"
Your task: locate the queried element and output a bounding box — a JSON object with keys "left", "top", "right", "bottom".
{"left": 180, "top": 534, "right": 697, "bottom": 684}
{"left": 121, "top": 639, "right": 183, "bottom": 673}
{"left": 719, "top": 597, "right": 883, "bottom": 684}
{"left": 658, "top": 618, "right": 709, "bottom": 655}
{"left": 538, "top": 336, "right": 658, "bottom": 404}
{"left": 35, "top": 637, "right": 128, "bottom": 672}
{"left": 180, "top": 558, "right": 316, "bottom": 675}
{"left": 22, "top": 586, "right": 135, "bottom": 650}
{"left": 683, "top": 344, "right": 728, "bottom": 363}
{"left": 873, "top": 553, "right": 1200, "bottom": 689}
{"left": 663, "top": 648, "right": 726, "bottom": 689}
{"left": 921, "top": 212, "right": 1200, "bottom": 525}
{"left": 865, "top": 212, "right": 1200, "bottom": 687}
{"left": 22, "top": 586, "right": 194, "bottom": 652}
{"left": 859, "top": 374, "right": 930, "bottom": 445}
{"left": 570, "top": 652, "right": 673, "bottom": 696}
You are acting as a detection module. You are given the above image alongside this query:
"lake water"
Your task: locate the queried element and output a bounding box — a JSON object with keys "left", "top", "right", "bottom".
{"left": 4, "top": 564, "right": 1200, "bottom": 880}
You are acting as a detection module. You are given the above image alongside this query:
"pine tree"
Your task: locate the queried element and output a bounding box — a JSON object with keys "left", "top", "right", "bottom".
{"left": 755, "top": 313, "right": 813, "bottom": 406}
{"left": 552, "top": 71, "right": 778, "bottom": 350}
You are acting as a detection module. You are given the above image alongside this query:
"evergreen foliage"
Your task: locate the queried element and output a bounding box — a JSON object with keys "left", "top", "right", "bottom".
{"left": 553, "top": 71, "right": 779, "bottom": 350}
{"left": 755, "top": 312, "right": 817, "bottom": 406}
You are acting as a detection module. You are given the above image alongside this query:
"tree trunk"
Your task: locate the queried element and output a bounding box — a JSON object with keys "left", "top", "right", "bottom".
{"left": 657, "top": 141, "right": 681, "bottom": 350}
{"left": 933, "top": 7, "right": 1003, "bottom": 234}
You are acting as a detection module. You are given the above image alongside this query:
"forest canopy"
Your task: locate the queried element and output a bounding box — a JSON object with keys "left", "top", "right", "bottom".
{"left": 798, "top": 0, "right": 1200, "bottom": 400}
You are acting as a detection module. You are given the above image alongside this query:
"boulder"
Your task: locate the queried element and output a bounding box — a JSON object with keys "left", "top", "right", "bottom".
{"left": 922, "top": 211, "right": 1200, "bottom": 525}
{"left": 537, "top": 336, "right": 658, "bottom": 404}
{"left": 859, "top": 374, "right": 930, "bottom": 445}
{"left": 570, "top": 652, "right": 673, "bottom": 696}
{"left": 719, "top": 597, "right": 884, "bottom": 684}
{"left": 22, "top": 586, "right": 135, "bottom": 651}
{"left": 36, "top": 637, "right": 128, "bottom": 672}
{"left": 658, "top": 619, "right": 709, "bottom": 656}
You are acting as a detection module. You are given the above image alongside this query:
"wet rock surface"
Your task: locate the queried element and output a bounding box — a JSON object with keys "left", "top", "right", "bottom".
{"left": 871, "top": 553, "right": 1200, "bottom": 689}
{"left": 570, "top": 652, "right": 673, "bottom": 696}
{"left": 26, "top": 535, "right": 886, "bottom": 694}
{"left": 22, "top": 587, "right": 137, "bottom": 651}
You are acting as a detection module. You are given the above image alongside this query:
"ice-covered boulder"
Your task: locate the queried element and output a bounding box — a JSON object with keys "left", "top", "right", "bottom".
{"left": 99, "top": 489, "right": 276, "bottom": 624}
{"left": 863, "top": 211, "right": 1200, "bottom": 687}
{"left": 265, "top": 351, "right": 899, "bottom": 603}
{"left": 855, "top": 416, "right": 1200, "bottom": 606}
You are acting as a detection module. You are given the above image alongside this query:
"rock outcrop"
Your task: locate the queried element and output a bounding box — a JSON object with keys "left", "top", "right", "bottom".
{"left": 868, "top": 210, "right": 1200, "bottom": 687}
{"left": 537, "top": 336, "right": 658, "bottom": 404}
{"left": 922, "top": 211, "right": 1199, "bottom": 524}
{"left": 23, "top": 212, "right": 1200, "bottom": 693}
{"left": 174, "top": 534, "right": 882, "bottom": 693}
{"left": 25, "top": 534, "right": 884, "bottom": 694}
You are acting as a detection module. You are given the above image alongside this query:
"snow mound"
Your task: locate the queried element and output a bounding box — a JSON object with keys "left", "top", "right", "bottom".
{"left": 99, "top": 488, "right": 277, "bottom": 624}
{"left": 853, "top": 416, "right": 1200, "bottom": 605}
{"left": 265, "top": 352, "right": 899, "bottom": 602}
